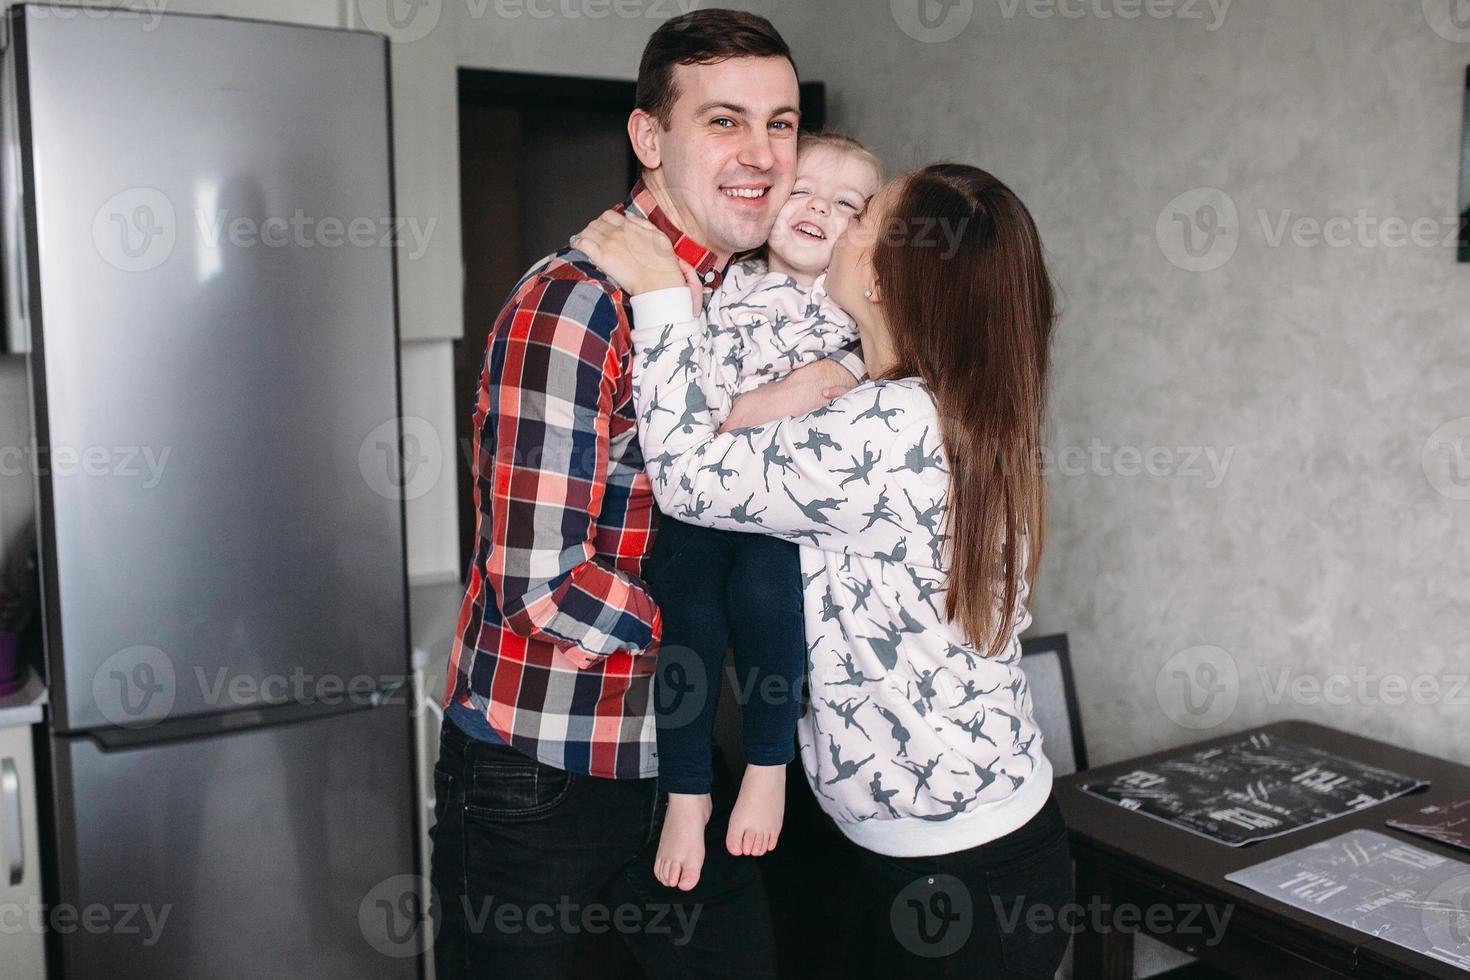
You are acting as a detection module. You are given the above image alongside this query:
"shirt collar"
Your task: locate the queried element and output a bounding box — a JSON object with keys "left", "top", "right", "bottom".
{"left": 616, "top": 177, "right": 726, "bottom": 291}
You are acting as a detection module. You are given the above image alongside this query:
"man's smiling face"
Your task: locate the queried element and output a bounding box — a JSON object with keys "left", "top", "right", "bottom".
{"left": 634, "top": 56, "right": 800, "bottom": 258}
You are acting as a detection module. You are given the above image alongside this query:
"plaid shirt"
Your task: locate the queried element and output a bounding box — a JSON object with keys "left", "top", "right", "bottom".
{"left": 444, "top": 179, "right": 728, "bottom": 779}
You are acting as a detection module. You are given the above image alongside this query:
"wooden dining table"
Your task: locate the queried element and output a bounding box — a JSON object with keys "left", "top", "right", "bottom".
{"left": 1053, "top": 719, "right": 1470, "bottom": 979}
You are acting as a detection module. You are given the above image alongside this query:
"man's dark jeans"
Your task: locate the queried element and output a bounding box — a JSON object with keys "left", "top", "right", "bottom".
{"left": 429, "top": 717, "right": 778, "bottom": 979}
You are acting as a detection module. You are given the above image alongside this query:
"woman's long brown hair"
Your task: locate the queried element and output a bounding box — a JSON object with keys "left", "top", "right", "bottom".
{"left": 871, "top": 164, "right": 1056, "bottom": 659}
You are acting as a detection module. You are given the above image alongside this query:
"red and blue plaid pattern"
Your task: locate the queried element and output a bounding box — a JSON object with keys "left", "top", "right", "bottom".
{"left": 444, "top": 180, "right": 725, "bottom": 779}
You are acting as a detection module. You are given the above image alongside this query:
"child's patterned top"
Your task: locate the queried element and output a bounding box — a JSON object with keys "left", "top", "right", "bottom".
{"left": 688, "top": 257, "right": 861, "bottom": 422}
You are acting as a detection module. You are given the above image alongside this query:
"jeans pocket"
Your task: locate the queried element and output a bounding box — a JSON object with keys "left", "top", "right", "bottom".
{"left": 465, "top": 756, "right": 575, "bottom": 823}
{"left": 984, "top": 832, "right": 1073, "bottom": 979}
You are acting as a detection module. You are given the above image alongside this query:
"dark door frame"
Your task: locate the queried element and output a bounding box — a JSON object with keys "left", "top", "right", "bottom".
{"left": 458, "top": 66, "right": 828, "bottom": 136}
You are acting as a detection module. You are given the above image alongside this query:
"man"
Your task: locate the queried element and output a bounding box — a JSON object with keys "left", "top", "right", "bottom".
{"left": 431, "top": 10, "right": 860, "bottom": 978}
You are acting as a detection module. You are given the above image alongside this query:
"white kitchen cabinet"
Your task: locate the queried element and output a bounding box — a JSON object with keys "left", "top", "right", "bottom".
{"left": 0, "top": 711, "right": 45, "bottom": 978}
{"left": 352, "top": 0, "right": 464, "bottom": 341}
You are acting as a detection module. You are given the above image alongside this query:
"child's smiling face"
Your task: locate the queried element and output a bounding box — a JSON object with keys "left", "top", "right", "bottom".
{"left": 766, "top": 144, "right": 882, "bottom": 278}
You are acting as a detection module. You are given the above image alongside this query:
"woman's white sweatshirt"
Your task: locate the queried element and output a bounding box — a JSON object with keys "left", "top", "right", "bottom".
{"left": 630, "top": 286, "right": 1052, "bottom": 858}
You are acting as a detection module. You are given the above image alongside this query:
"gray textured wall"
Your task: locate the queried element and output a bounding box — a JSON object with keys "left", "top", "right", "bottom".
{"left": 452, "top": 0, "right": 1470, "bottom": 766}
{"left": 777, "top": 0, "right": 1470, "bottom": 765}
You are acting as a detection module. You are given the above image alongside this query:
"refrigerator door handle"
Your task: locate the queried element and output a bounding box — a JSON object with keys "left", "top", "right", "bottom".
{"left": 422, "top": 695, "right": 443, "bottom": 814}
{"left": 0, "top": 44, "right": 30, "bottom": 355}
{"left": 423, "top": 694, "right": 443, "bottom": 726}
{"left": 1, "top": 757, "right": 21, "bottom": 886}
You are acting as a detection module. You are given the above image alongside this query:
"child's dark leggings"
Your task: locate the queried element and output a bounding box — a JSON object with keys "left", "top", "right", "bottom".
{"left": 644, "top": 516, "right": 806, "bottom": 796}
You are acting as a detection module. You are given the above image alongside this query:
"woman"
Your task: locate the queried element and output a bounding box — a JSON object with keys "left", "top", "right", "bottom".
{"left": 576, "top": 163, "right": 1071, "bottom": 978}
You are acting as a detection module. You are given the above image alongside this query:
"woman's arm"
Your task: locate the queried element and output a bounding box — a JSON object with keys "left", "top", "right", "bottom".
{"left": 631, "top": 288, "right": 948, "bottom": 564}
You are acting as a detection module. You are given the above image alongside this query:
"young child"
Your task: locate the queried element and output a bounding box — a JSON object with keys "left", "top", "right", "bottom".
{"left": 639, "top": 132, "right": 884, "bottom": 890}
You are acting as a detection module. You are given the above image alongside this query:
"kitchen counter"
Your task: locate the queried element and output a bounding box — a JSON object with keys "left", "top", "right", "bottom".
{"left": 0, "top": 668, "right": 46, "bottom": 728}
{"left": 410, "top": 574, "right": 463, "bottom": 673}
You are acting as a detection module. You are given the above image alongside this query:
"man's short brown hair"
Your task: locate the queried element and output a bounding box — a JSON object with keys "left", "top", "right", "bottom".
{"left": 635, "top": 10, "right": 797, "bottom": 131}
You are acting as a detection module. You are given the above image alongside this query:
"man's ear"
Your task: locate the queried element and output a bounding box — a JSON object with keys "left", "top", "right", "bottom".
{"left": 628, "top": 109, "right": 662, "bottom": 171}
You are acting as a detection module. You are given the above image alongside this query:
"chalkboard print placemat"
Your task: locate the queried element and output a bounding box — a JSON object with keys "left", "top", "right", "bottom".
{"left": 1226, "top": 829, "right": 1470, "bottom": 969}
{"left": 1080, "top": 732, "right": 1427, "bottom": 846}
{"left": 1389, "top": 797, "right": 1470, "bottom": 855}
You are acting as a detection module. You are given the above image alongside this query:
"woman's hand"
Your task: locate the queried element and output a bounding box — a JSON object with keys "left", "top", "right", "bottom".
{"left": 574, "top": 210, "right": 700, "bottom": 311}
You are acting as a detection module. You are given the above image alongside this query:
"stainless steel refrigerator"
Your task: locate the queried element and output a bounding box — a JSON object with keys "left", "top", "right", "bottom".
{"left": 4, "top": 6, "right": 419, "bottom": 977}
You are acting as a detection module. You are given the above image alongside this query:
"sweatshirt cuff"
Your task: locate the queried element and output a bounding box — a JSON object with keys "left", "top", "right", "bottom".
{"left": 828, "top": 345, "right": 868, "bottom": 384}
{"left": 629, "top": 287, "right": 697, "bottom": 335}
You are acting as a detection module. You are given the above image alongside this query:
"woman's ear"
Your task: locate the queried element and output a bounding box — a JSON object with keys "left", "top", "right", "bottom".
{"left": 627, "top": 110, "right": 662, "bottom": 171}
{"left": 865, "top": 276, "right": 882, "bottom": 304}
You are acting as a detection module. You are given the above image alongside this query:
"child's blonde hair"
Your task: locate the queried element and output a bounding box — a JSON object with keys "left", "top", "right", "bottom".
{"left": 797, "top": 129, "right": 884, "bottom": 185}
{"left": 736, "top": 130, "right": 884, "bottom": 266}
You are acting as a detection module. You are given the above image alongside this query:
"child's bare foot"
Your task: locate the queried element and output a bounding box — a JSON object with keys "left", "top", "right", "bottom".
{"left": 655, "top": 793, "right": 712, "bottom": 892}
{"left": 726, "top": 763, "right": 786, "bottom": 857}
